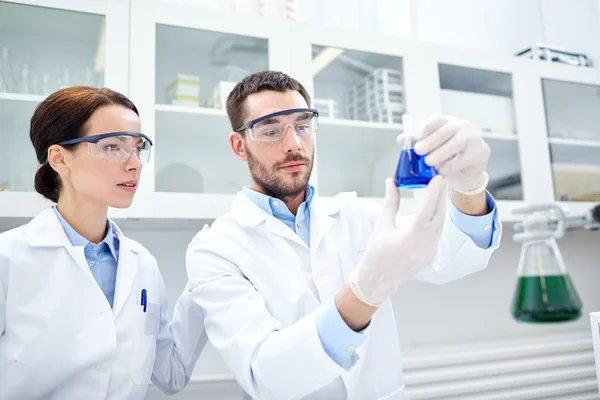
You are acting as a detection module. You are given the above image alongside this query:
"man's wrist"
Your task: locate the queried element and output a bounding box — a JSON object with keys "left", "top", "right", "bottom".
{"left": 335, "top": 284, "right": 378, "bottom": 332}
{"left": 450, "top": 189, "right": 489, "bottom": 216}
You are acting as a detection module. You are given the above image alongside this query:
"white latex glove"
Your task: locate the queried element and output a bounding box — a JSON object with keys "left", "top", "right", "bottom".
{"left": 398, "top": 115, "right": 491, "bottom": 196}
{"left": 348, "top": 176, "right": 448, "bottom": 307}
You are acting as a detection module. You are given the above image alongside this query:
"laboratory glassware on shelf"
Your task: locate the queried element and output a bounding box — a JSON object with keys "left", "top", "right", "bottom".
{"left": 0, "top": 46, "right": 14, "bottom": 93}
{"left": 347, "top": 68, "right": 404, "bottom": 124}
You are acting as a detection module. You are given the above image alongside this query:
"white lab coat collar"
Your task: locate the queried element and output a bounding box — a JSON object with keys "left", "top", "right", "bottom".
{"left": 25, "top": 207, "right": 148, "bottom": 317}
{"left": 26, "top": 208, "right": 146, "bottom": 252}
{"left": 231, "top": 191, "right": 344, "bottom": 250}
{"left": 27, "top": 207, "right": 73, "bottom": 248}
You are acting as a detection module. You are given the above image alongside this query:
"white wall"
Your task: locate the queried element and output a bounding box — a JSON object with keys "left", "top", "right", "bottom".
{"left": 414, "top": 0, "right": 545, "bottom": 55}
{"left": 156, "top": 0, "right": 600, "bottom": 65}
{"left": 413, "top": 0, "right": 600, "bottom": 65}
{"left": 541, "top": 0, "right": 600, "bottom": 67}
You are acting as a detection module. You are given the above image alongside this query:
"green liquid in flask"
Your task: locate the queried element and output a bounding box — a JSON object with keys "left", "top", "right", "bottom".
{"left": 511, "top": 275, "right": 582, "bottom": 323}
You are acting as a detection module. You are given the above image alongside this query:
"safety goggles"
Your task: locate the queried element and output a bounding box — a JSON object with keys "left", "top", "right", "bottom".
{"left": 49, "top": 132, "right": 153, "bottom": 165}
{"left": 235, "top": 108, "right": 319, "bottom": 142}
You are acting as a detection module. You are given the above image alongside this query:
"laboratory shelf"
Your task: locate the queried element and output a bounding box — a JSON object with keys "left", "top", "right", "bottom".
{"left": 482, "top": 132, "right": 518, "bottom": 141}
{"left": 124, "top": 192, "right": 235, "bottom": 230}
{"left": 548, "top": 137, "right": 600, "bottom": 148}
{"left": 0, "top": 92, "right": 46, "bottom": 102}
{"left": 0, "top": 192, "right": 50, "bottom": 219}
{"left": 0, "top": 191, "right": 128, "bottom": 231}
{"left": 320, "top": 118, "right": 402, "bottom": 131}
{"left": 154, "top": 104, "right": 227, "bottom": 116}
{"left": 125, "top": 194, "right": 423, "bottom": 231}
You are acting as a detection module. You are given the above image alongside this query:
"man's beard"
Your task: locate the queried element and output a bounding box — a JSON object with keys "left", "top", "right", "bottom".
{"left": 246, "top": 146, "right": 314, "bottom": 200}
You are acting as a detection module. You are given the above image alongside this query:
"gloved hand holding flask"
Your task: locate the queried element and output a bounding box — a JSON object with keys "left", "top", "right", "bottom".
{"left": 349, "top": 176, "right": 448, "bottom": 307}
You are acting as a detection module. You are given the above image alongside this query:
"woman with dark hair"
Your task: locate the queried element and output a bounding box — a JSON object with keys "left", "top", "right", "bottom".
{"left": 0, "top": 87, "right": 207, "bottom": 400}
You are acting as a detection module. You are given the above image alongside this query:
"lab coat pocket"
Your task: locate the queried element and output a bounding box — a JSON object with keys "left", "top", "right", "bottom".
{"left": 130, "top": 305, "right": 159, "bottom": 386}
{"left": 145, "top": 302, "right": 160, "bottom": 335}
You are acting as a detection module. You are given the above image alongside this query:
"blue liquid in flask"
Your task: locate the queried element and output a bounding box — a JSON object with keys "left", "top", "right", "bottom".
{"left": 394, "top": 149, "right": 437, "bottom": 188}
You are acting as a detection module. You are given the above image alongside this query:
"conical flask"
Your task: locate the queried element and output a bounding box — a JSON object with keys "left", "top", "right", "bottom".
{"left": 511, "top": 214, "right": 582, "bottom": 323}
{"left": 394, "top": 114, "right": 437, "bottom": 189}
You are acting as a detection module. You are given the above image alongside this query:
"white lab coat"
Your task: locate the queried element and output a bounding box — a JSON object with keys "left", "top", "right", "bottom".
{"left": 186, "top": 191, "right": 502, "bottom": 400}
{"left": 0, "top": 208, "right": 207, "bottom": 400}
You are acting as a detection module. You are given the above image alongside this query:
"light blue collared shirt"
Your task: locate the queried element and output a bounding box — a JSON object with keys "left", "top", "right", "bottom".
{"left": 242, "top": 187, "right": 497, "bottom": 367}
{"left": 241, "top": 186, "right": 314, "bottom": 246}
{"left": 53, "top": 206, "right": 119, "bottom": 308}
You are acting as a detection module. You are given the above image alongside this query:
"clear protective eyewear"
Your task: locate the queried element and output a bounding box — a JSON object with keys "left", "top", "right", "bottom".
{"left": 51, "top": 132, "right": 153, "bottom": 165}
{"left": 235, "top": 108, "right": 319, "bottom": 142}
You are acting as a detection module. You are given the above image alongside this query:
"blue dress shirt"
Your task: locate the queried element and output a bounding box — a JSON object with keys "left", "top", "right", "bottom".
{"left": 242, "top": 187, "right": 497, "bottom": 367}
{"left": 53, "top": 206, "right": 119, "bottom": 308}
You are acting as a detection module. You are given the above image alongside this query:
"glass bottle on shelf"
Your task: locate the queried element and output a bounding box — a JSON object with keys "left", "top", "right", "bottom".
{"left": 0, "top": 46, "right": 13, "bottom": 92}
{"left": 58, "top": 68, "right": 70, "bottom": 89}
{"left": 31, "top": 73, "right": 39, "bottom": 95}
{"left": 84, "top": 66, "right": 94, "bottom": 87}
{"left": 0, "top": 64, "right": 7, "bottom": 93}
{"left": 18, "top": 64, "right": 30, "bottom": 94}
{"left": 257, "top": 0, "right": 268, "bottom": 17}
{"left": 230, "top": 0, "right": 241, "bottom": 12}
{"left": 41, "top": 74, "right": 50, "bottom": 95}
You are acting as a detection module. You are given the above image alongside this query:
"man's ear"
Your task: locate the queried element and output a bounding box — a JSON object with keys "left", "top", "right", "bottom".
{"left": 229, "top": 132, "right": 248, "bottom": 162}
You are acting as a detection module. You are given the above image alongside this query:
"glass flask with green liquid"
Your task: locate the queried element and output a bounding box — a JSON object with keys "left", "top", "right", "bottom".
{"left": 511, "top": 214, "right": 583, "bottom": 323}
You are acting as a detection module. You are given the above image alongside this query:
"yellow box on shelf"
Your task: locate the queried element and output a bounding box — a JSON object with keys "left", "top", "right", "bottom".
{"left": 167, "top": 74, "right": 200, "bottom": 107}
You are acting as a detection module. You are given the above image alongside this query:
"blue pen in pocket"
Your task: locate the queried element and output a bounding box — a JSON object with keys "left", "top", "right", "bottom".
{"left": 141, "top": 289, "right": 147, "bottom": 313}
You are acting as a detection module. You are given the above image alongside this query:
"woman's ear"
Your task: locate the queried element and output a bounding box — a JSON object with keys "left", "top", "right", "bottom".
{"left": 47, "top": 145, "right": 71, "bottom": 177}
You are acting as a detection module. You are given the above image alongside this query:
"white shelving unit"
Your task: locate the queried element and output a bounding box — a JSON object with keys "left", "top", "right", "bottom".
{"left": 1, "top": 0, "right": 599, "bottom": 228}
{"left": 0, "top": 0, "right": 130, "bottom": 224}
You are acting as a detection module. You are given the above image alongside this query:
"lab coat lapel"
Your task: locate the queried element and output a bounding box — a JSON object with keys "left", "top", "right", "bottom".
{"left": 65, "top": 247, "right": 94, "bottom": 278}
{"left": 232, "top": 192, "right": 307, "bottom": 248}
{"left": 27, "top": 208, "right": 95, "bottom": 280}
{"left": 112, "top": 238, "right": 139, "bottom": 317}
{"left": 309, "top": 197, "right": 340, "bottom": 251}
{"left": 264, "top": 218, "right": 306, "bottom": 248}
{"left": 309, "top": 197, "right": 344, "bottom": 302}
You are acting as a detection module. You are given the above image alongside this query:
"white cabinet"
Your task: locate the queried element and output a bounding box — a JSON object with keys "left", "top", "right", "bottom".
{"left": 289, "top": 26, "right": 409, "bottom": 200}
{"left": 126, "top": 0, "right": 292, "bottom": 225}
{"left": 0, "top": 0, "right": 129, "bottom": 219}
{"left": 437, "top": 64, "right": 522, "bottom": 201}
{"left": 1, "top": 0, "right": 599, "bottom": 227}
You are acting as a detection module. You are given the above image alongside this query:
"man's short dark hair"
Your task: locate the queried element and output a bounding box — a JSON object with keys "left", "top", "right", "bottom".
{"left": 226, "top": 70, "right": 312, "bottom": 131}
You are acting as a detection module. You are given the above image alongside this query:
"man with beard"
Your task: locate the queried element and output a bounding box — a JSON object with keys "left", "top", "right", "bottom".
{"left": 184, "top": 71, "right": 501, "bottom": 400}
